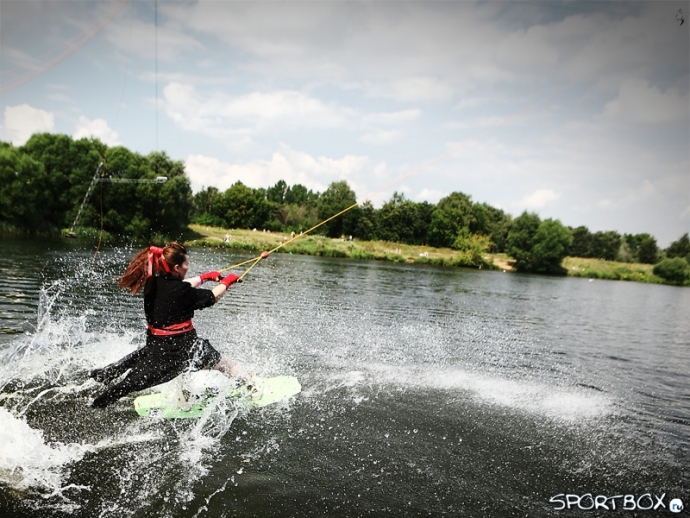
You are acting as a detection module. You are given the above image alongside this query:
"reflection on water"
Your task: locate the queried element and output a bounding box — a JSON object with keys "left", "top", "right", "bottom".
{"left": 0, "top": 238, "right": 688, "bottom": 517}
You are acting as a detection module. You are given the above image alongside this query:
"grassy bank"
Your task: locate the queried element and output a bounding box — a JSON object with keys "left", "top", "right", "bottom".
{"left": 185, "top": 225, "right": 685, "bottom": 286}
{"left": 184, "top": 224, "right": 497, "bottom": 270}
{"left": 562, "top": 256, "right": 664, "bottom": 284}
{"left": 63, "top": 224, "right": 682, "bottom": 286}
{"left": 185, "top": 224, "right": 687, "bottom": 285}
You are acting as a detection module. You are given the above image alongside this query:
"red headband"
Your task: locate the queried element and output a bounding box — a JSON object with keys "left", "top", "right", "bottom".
{"left": 147, "top": 246, "right": 171, "bottom": 278}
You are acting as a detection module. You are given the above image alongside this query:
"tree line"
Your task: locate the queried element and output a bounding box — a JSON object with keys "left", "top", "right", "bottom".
{"left": 1, "top": 134, "right": 688, "bottom": 283}
{"left": 0, "top": 133, "right": 192, "bottom": 240}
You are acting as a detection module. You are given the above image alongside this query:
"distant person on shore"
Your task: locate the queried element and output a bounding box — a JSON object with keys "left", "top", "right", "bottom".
{"left": 90, "top": 242, "right": 246, "bottom": 408}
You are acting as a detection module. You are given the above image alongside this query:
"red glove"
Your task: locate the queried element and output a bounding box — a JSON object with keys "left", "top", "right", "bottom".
{"left": 199, "top": 271, "right": 221, "bottom": 283}
{"left": 220, "top": 273, "right": 240, "bottom": 288}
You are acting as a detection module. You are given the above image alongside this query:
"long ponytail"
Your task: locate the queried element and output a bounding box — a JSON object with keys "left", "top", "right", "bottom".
{"left": 118, "top": 242, "right": 188, "bottom": 294}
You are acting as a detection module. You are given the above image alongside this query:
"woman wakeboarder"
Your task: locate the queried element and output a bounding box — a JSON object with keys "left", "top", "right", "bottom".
{"left": 90, "top": 242, "right": 254, "bottom": 408}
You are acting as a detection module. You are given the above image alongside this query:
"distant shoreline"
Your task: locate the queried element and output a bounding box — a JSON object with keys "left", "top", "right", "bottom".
{"left": 184, "top": 225, "right": 674, "bottom": 286}
{"left": 2, "top": 224, "right": 673, "bottom": 286}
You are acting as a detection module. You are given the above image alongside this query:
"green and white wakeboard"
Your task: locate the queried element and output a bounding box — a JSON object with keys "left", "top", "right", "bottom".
{"left": 133, "top": 375, "right": 301, "bottom": 419}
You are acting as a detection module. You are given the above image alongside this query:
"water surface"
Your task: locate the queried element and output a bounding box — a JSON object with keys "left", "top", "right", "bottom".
{"left": 0, "top": 237, "right": 688, "bottom": 516}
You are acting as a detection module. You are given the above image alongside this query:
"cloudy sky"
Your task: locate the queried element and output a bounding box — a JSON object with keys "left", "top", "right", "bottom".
{"left": 1, "top": 1, "right": 688, "bottom": 246}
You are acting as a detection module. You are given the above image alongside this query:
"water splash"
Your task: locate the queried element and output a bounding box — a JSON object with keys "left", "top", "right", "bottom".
{"left": 0, "top": 407, "right": 92, "bottom": 491}
{"left": 312, "top": 363, "right": 613, "bottom": 422}
{"left": 0, "top": 276, "right": 260, "bottom": 515}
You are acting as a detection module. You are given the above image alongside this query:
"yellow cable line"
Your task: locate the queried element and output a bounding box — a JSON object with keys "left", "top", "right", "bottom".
{"left": 219, "top": 81, "right": 577, "bottom": 277}
{"left": 218, "top": 200, "right": 359, "bottom": 274}
{"left": 236, "top": 256, "right": 263, "bottom": 281}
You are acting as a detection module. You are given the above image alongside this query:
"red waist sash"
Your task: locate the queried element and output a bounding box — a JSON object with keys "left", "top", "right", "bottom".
{"left": 147, "top": 319, "right": 194, "bottom": 336}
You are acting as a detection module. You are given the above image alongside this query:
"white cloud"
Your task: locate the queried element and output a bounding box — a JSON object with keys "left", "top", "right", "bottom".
{"left": 184, "top": 144, "right": 369, "bottom": 195}
{"left": 163, "top": 83, "right": 356, "bottom": 137}
{"left": 162, "top": 2, "right": 506, "bottom": 93}
{"left": 159, "top": 2, "right": 687, "bottom": 98}
{"left": 598, "top": 180, "right": 658, "bottom": 210}
{"left": 359, "top": 77, "right": 456, "bottom": 102}
{"left": 603, "top": 78, "right": 689, "bottom": 124}
{"left": 454, "top": 96, "right": 495, "bottom": 110}
{"left": 359, "top": 129, "right": 403, "bottom": 146}
{"left": 362, "top": 109, "right": 421, "bottom": 126}
{"left": 518, "top": 189, "right": 561, "bottom": 210}
{"left": 416, "top": 188, "right": 445, "bottom": 204}
{"left": 73, "top": 116, "right": 120, "bottom": 145}
{"left": 0, "top": 104, "right": 54, "bottom": 145}
{"left": 496, "top": 23, "right": 560, "bottom": 71}
{"left": 443, "top": 115, "right": 507, "bottom": 131}
{"left": 163, "top": 82, "right": 423, "bottom": 143}
{"left": 47, "top": 93, "right": 73, "bottom": 103}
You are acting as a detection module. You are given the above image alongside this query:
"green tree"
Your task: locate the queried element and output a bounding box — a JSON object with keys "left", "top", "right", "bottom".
{"left": 216, "top": 182, "right": 272, "bottom": 230}
{"left": 570, "top": 226, "right": 592, "bottom": 258}
{"left": 622, "top": 234, "right": 641, "bottom": 260}
{"left": 589, "top": 231, "right": 621, "bottom": 261}
{"left": 134, "top": 152, "right": 192, "bottom": 239}
{"left": 427, "top": 192, "right": 474, "bottom": 248}
{"left": 21, "top": 133, "right": 104, "bottom": 229}
{"left": 471, "top": 202, "right": 512, "bottom": 252}
{"left": 506, "top": 213, "right": 571, "bottom": 274}
{"left": 283, "top": 203, "right": 319, "bottom": 232}
{"left": 192, "top": 188, "right": 227, "bottom": 226}
{"left": 285, "top": 184, "right": 318, "bottom": 206}
{"left": 1, "top": 133, "right": 194, "bottom": 240}
{"left": 317, "top": 181, "right": 358, "bottom": 238}
{"left": 636, "top": 234, "right": 658, "bottom": 264}
{"left": 505, "top": 212, "right": 541, "bottom": 272}
{"left": 100, "top": 146, "right": 146, "bottom": 235}
{"left": 96, "top": 148, "right": 192, "bottom": 239}
{"left": 452, "top": 228, "right": 492, "bottom": 266}
{"left": 618, "top": 233, "right": 658, "bottom": 263}
{"left": 530, "top": 219, "right": 573, "bottom": 274}
{"left": 0, "top": 146, "right": 51, "bottom": 231}
{"left": 666, "top": 233, "right": 690, "bottom": 262}
{"left": 617, "top": 239, "right": 635, "bottom": 263}
{"left": 266, "top": 180, "right": 288, "bottom": 204}
{"left": 376, "top": 192, "right": 428, "bottom": 244}
{"left": 192, "top": 186, "right": 220, "bottom": 218}
{"left": 653, "top": 257, "right": 690, "bottom": 286}
{"left": 264, "top": 181, "right": 322, "bottom": 233}
{"left": 354, "top": 200, "right": 376, "bottom": 240}
{"left": 414, "top": 201, "right": 435, "bottom": 246}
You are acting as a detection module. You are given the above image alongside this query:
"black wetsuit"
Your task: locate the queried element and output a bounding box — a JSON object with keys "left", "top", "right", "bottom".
{"left": 91, "top": 275, "right": 221, "bottom": 408}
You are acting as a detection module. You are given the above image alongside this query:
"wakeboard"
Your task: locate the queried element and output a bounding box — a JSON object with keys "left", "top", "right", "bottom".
{"left": 133, "top": 375, "right": 301, "bottom": 419}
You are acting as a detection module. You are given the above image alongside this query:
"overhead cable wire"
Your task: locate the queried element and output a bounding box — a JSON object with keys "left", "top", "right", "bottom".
{"left": 0, "top": 0, "right": 129, "bottom": 94}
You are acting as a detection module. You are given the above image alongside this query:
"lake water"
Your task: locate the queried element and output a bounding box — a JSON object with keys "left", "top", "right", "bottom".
{"left": 0, "top": 236, "right": 688, "bottom": 517}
